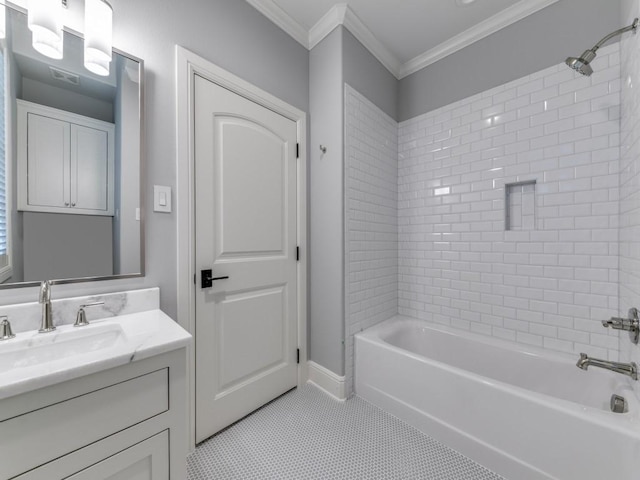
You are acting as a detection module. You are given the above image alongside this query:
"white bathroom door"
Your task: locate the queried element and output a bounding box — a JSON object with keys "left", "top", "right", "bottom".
{"left": 194, "top": 75, "right": 298, "bottom": 442}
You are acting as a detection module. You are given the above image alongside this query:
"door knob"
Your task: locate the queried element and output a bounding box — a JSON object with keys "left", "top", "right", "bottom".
{"left": 201, "top": 269, "right": 229, "bottom": 289}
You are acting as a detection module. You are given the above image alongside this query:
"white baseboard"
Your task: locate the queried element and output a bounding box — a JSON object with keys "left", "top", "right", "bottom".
{"left": 307, "top": 361, "right": 347, "bottom": 401}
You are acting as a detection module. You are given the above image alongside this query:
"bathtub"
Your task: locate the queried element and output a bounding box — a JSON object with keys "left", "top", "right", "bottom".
{"left": 355, "top": 315, "right": 640, "bottom": 480}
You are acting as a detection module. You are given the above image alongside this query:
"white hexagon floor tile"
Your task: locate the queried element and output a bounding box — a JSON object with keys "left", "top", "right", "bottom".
{"left": 188, "top": 385, "right": 504, "bottom": 479}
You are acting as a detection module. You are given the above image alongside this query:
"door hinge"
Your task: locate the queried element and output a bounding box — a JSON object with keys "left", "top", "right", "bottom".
{"left": 296, "top": 348, "right": 300, "bottom": 364}
{"left": 296, "top": 143, "right": 299, "bottom": 159}
{"left": 296, "top": 246, "right": 300, "bottom": 262}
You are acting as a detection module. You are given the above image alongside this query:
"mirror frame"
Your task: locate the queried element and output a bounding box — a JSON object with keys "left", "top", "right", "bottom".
{"left": 0, "top": 3, "right": 145, "bottom": 289}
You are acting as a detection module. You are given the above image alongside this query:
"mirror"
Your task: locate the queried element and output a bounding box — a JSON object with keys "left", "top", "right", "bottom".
{"left": 0, "top": 5, "right": 143, "bottom": 288}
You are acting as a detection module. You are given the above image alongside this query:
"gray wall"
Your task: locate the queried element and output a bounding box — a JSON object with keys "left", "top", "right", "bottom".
{"left": 309, "top": 26, "right": 399, "bottom": 376}
{"left": 399, "top": 0, "right": 622, "bottom": 121}
{"left": 343, "top": 29, "right": 398, "bottom": 121}
{"left": 310, "top": 27, "right": 344, "bottom": 375}
{"left": 21, "top": 78, "right": 114, "bottom": 123}
{"left": 23, "top": 212, "right": 113, "bottom": 281}
{"left": 0, "top": 0, "right": 310, "bottom": 314}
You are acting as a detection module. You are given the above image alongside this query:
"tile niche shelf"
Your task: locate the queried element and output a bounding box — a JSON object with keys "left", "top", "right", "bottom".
{"left": 505, "top": 180, "right": 536, "bottom": 231}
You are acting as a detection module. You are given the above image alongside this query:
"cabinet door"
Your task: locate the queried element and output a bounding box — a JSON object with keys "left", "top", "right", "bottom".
{"left": 71, "top": 124, "right": 109, "bottom": 212}
{"left": 67, "top": 431, "right": 169, "bottom": 480}
{"left": 14, "top": 431, "right": 169, "bottom": 480}
{"left": 27, "top": 113, "right": 70, "bottom": 208}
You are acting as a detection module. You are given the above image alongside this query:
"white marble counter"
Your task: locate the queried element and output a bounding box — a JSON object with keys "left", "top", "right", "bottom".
{"left": 0, "top": 309, "right": 191, "bottom": 400}
{"left": 2, "top": 287, "right": 161, "bottom": 334}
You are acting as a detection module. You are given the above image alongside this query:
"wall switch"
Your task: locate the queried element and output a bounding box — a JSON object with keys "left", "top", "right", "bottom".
{"left": 154, "top": 185, "right": 172, "bottom": 213}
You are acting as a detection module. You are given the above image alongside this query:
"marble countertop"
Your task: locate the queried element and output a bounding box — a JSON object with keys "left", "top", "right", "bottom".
{"left": 0, "top": 309, "right": 191, "bottom": 400}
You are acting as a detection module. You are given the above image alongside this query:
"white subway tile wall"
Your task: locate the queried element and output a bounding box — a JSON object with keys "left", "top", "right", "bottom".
{"left": 344, "top": 85, "right": 398, "bottom": 395}
{"left": 620, "top": 3, "right": 640, "bottom": 397}
{"left": 398, "top": 44, "right": 621, "bottom": 360}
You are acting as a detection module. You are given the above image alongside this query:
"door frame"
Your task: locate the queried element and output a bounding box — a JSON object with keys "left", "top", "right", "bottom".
{"left": 175, "top": 46, "right": 308, "bottom": 450}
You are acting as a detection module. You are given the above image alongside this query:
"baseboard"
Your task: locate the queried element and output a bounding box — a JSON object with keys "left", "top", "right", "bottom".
{"left": 307, "top": 361, "right": 347, "bottom": 401}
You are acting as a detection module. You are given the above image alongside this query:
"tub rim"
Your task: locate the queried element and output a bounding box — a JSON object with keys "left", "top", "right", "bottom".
{"left": 355, "top": 314, "right": 640, "bottom": 434}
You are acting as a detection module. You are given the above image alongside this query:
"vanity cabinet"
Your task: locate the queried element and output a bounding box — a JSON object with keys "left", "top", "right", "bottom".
{"left": 17, "top": 100, "right": 115, "bottom": 216}
{"left": 0, "top": 348, "right": 187, "bottom": 480}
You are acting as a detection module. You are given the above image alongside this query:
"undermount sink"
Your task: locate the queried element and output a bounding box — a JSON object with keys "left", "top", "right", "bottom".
{"left": 0, "top": 309, "right": 191, "bottom": 401}
{"left": 0, "top": 323, "right": 126, "bottom": 374}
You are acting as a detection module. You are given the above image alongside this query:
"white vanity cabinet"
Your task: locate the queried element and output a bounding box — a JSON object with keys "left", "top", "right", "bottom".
{"left": 0, "top": 348, "right": 188, "bottom": 480}
{"left": 17, "top": 100, "right": 115, "bottom": 216}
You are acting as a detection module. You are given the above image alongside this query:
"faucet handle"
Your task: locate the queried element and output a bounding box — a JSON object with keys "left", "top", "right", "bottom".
{"left": 601, "top": 308, "right": 640, "bottom": 344}
{"left": 0, "top": 316, "right": 15, "bottom": 340}
{"left": 74, "top": 302, "right": 105, "bottom": 327}
{"left": 603, "top": 317, "right": 624, "bottom": 328}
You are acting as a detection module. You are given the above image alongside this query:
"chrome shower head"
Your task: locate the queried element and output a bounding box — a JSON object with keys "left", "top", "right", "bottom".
{"left": 565, "top": 49, "right": 597, "bottom": 77}
{"left": 565, "top": 18, "right": 638, "bottom": 76}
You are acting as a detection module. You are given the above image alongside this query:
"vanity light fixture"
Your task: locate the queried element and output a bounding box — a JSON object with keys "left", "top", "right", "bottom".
{"left": 27, "top": 0, "right": 64, "bottom": 59}
{"left": 84, "top": 0, "right": 113, "bottom": 76}
{"left": 24, "top": 0, "right": 114, "bottom": 75}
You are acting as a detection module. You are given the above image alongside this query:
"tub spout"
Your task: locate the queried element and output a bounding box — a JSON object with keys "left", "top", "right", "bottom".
{"left": 576, "top": 353, "right": 638, "bottom": 380}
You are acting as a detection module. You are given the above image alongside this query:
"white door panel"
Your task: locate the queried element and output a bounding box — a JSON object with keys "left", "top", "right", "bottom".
{"left": 217, "top": 286, "right": 287, "bottom": 390}
{"left": 194, "top": 75, "right": 298, "bottom": 442}
{"left": 215, "top": 117, "right": 287, "bottom": 256}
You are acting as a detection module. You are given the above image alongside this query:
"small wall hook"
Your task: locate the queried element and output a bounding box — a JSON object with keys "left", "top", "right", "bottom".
{"left": 319, "top": 145, "right": 327, "bottom": 154}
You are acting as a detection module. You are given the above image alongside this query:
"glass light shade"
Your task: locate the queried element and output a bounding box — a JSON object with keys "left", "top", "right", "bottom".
{"left": 28, "top": 0, "right": 64, "bottom": 59}
{"left": 84, "top": 53, "right": 109, "bottom": 76}
{"left": 0, "top": 4, "right": 6, "bottom": 40}
{"left": 84, "top": 0, "right": 112, "bottom": 76}
{"left": 32, "top": 27, "right": 63, "bottom": 59}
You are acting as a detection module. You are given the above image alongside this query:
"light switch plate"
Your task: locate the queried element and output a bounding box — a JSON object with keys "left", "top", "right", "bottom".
{"left": 154, "top": 185, "right": 172, "bottom": 213}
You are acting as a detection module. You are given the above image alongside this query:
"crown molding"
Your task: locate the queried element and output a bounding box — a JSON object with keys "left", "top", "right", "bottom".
{"left": 308, "top": 4, "right": 400, "bottom": 76}
{"left": 342, "top": 6, "right": 403, "bottom": 77}
{"left": 245, "top": 0, "right": 309, "bottom": 48}
{"left": 308, "top": 3, "right": 348, "bottom": 49}
{"left": 246, "top": 0, "right": 560, "bottom": 80}
{"left": 399, "top": 0, "right": 560, "bottom": 79}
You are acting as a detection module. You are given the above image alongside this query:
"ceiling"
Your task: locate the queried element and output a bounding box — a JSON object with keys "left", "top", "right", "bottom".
{"left": 246, "top": 0, "right": 560, "bottom": 79}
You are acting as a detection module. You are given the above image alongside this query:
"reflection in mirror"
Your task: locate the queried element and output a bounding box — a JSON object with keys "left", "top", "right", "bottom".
{"left": 0, "top": 5, "right": 143, "bottom": 287}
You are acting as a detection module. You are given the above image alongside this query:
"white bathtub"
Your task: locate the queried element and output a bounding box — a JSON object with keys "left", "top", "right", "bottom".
{"left": 355, "top": 315, "right": 640, "bottom": 480}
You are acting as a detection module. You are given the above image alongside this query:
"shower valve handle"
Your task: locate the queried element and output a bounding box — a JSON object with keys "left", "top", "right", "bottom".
{"left": 602, "top": 308, "right": 640, "bottom": 344}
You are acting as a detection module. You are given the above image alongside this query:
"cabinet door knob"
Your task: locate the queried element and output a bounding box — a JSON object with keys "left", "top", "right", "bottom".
{"left": 64, "top": 202, "right": 69, "bottom": 206}
{"left": 71, "top": 203, "right": 76, "bottom": 207}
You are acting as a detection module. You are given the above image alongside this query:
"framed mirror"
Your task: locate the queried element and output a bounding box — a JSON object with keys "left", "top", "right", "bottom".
{"left": 0, "top": 4, "right": 144, "bottom": 288}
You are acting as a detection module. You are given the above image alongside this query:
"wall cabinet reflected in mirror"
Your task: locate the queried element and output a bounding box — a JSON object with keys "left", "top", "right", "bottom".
{"left": 0, "top": 4, "right": 144, "bottom": 286}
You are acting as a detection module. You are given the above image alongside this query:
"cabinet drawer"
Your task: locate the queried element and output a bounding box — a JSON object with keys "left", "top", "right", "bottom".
{"left": 0, "top": 369, "right": 168, "bottom": 479}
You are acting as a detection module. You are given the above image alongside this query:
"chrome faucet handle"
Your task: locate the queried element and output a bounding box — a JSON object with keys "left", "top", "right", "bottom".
{"left": 0, "top": 316, "right": 15, "bottom": 340}
{"left": 74, "top": 302, "right": 105, "bottom": 327}
{"left": 602, "top": 317, "right": 624, "bottom": 327}
{"left": 602, "top": 308, "right": 640, "bottom": 344}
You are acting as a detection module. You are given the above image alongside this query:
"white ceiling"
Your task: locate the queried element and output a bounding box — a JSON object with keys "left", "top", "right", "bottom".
{"left": 246, "top": 0, "right": 560, "bottom": 79}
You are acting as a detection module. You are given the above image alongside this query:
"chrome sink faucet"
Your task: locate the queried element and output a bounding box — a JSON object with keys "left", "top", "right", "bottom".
{"left": 576, "top": 353, "right": 638, "bottom": 380}
{"left": 38, "top": 280, "right": 55, "bottom": 333}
